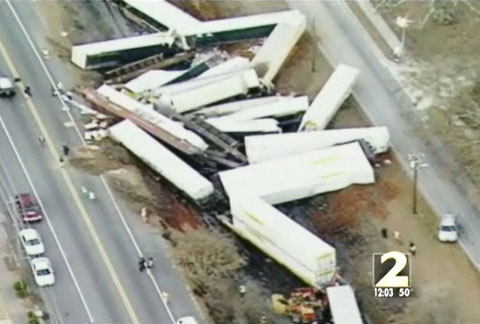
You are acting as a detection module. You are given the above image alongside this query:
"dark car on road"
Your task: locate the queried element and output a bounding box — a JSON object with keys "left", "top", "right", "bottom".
{"left": 15, "top": 193, "right": 43, "bottom": 222}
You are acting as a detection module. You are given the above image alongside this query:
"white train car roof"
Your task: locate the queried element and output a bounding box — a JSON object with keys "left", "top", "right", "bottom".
{"left": 153, "top": 69, "right": 258, "bottom": 96}
{"left": 182, "top": 10, "right": 305, "bottom": 36}
{"left": 220, "top": 142, "right": 374, "bottom": 205}
{"left": 326, "top": 286, "right": 363, "bottom": 324}
{"left": 197, "top": 57, "right": 251, "bottom": 79}
{"left": 125, "top": 70, "right": 186, "bottom": 93}
{"left": 207, "top": 118, "right": 281, "bottom": 133}
{"left": 109, "top": 120, "right": 214, "bottom": 201}
{"left": 251, "top": 21, "right": 306, "bottom": 84}
{"left": 230, "top": 195, "right": 336, "bottom": 284}
{"left": 206, "top": 96, "right": 308, "bottom": 122}
{"left": 122, "top": 0, "right": 200, "bottom": 32}
{"left": 193, "top": 96, "right": 282, "bottom": 118}
{"left": 245, "top": 126, "right": 390, "bottom": 163}
{"left": 159, "top": 72, "right": 255, "bottom": 113}
{"left": 299, "top": 64, "right": 360, "bottom": 131}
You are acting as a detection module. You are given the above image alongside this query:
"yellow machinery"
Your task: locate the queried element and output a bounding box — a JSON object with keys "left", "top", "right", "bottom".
{"left": 272, "top": 288, "right": 326, "bottom": 323}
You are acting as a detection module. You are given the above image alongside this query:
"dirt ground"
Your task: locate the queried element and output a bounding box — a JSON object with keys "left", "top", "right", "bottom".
{"left": 37, "top": 0, "right": 480, "bottom": 323}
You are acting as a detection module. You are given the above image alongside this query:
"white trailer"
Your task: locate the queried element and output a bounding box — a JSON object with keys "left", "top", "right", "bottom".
{"left": 228, "top": 195, "right": 336, "bottom": 287}
{"left": 207, "top": 118, "right": 281, "bottom": 133}
{"left": 251, "top": 22, "right": 306, "bottom": 85}
{"left": 206, "top": 96, "right": 308, "bottom": 123}
{"left": 109, "top": 120, "right": 214, "bottom": 201}
{"left": 220, "top": 142, "right": 374, "bottom": 205}
{"left": 125, "top": 70, "right": 186, "bottom": 93}
{"left": 193, "top": 96, "right": 282, "bottom": 118}
{"left": 197, "top": 57, "right": 251, "bottom": 80}
{"left": 153, "top": 69, "right": 259, "bottom": 97}
{"left": 299, "top": 64, "right": 360, "bottom": 131}
{"left": 182, "top": 10, "right": 305, "bottom": 36}
{"left": 71, "top": 33, "right": 176, "bottom": 70}
{"left": 326, "top": 285, "right": 363, "bottom": 324}
{"left": 158, "top": 70, "right": 260, "bottom": 113}
{"left": 122, "top": 0, "right": 200, "bottom": 33}
{"left": 97, "top": 85, "right": 208, "bottom": 151}
{"left": 245, "top": 126, "right": 390, "bottom": 163}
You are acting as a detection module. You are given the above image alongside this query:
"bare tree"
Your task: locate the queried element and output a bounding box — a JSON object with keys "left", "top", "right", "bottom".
{"left": 171, "top": 228, "right": 246, "bottom": 294}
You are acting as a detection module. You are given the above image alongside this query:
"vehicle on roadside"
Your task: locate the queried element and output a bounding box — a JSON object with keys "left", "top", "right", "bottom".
{"left": 176, "top": 316, "right": 198, "bottom": 324}
{"left": 19, "top": 228, "right": 45, "bottom": 256}
{"left": 30, "top": 257, "right": 55, "bottom": 287}
{"left": 0, "top": 76, "right": 15, "bottom": 97}
{"left": 438, "top": 213, "right": 458, "bottom": 242}
{"left": 15, "top": 193, "right": 43, "bottom": 223}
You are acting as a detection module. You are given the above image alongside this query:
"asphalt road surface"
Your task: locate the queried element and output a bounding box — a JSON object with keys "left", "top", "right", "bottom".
{"left": 0, "top": 1, "right": 203, "bottom": 323}
{"left": 288, "top": 1, "right": 480, "bottom": 266}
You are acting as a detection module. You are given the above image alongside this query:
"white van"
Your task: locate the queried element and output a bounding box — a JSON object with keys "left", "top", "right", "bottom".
{"left": 438, "top": 213, "right": 458, "bottom": 242}
{"left": 0, "top": 76, "right": 15, "bottom": 97}
{"left": 176, "top": 316, "right": 198, "bottom": 324}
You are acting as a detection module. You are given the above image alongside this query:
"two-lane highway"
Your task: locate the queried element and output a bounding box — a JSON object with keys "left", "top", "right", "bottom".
{"left": 0, "top": 1, "right": 203, "bottom": 323}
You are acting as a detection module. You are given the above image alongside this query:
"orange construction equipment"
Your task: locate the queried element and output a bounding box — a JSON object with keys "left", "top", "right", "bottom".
{"left": 272, "top": 288, "right": 326, "bottom": 323}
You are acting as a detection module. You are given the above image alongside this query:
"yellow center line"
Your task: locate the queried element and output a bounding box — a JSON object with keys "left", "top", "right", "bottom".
{"left": 0, "top": 37, "right": 139, "bottom": 324}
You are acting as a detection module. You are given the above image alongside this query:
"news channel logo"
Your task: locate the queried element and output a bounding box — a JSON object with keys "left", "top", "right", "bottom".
{"left": 372, "top": 251, "right": 412, "bottom": 298}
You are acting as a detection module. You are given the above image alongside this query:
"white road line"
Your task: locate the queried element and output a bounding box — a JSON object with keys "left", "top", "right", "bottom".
{"left": 5, "top": 1, "right": 183, "bottom": 322}
{"left": 0, "top": 116, "right": 94, "bottom": 323}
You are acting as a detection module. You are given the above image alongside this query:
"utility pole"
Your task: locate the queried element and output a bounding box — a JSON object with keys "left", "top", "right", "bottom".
{"left": 311, "top": 14, "right": 316, "bottom": 73}
{"left": 394, "top": 16, "right": 412, "bottom": 61}
{"left": 413, "top": 162, "right": 418, "bottom": 215}
{"left": 408, "top": 153, "right": 428, "bottom": 215}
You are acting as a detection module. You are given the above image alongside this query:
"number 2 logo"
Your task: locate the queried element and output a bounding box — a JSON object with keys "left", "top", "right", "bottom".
{"left": 375, "top": 251, "right": 410, "bottom": 287}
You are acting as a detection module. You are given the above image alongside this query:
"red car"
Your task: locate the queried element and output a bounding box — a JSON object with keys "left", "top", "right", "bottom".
{"left": 15, "top": 193, "right": 43, "bottom": 222}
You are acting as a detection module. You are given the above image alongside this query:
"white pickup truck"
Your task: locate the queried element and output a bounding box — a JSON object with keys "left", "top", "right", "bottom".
{"left": 0, "top": 76, "right": 15, "bottom": 97}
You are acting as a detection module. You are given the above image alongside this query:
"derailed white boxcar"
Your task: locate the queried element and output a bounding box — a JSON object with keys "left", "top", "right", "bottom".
{"left": 71, "top": 33, "right": 176, "bottom": 70}
{"left": 197, "top": 57, "right": 251, "bottom": 79}
{"left": 207, "top": 118, "right": 281, "bottom": 133}
{"left": 109, "top": 120, "right": 214, "bottom": 201}
{"left": 206, "top": 96, "right": 308, "bottom": 123}
{"left": 220, "top": 143, "right": 374, "bottom": 205}
{"left": 251, "top": 21, "right": 306, "bottom": 85}
{"left": 193, "top": 96, "right": 282, "bottom": 118}
{"left": 125, "top": 70, "right": 186, "bottom": 93}
{"left": 299, "top": 64, "right": 360, "bottom": 131}
{"left": 227, "top": 195, "right": 336, "bottom": 287}
{"left": 159, "top": 70, "right": 260, "bottom": 113}
{"left": 122, "top": 0, "right": 200, "bottom": 33}
{"left": 245, "top": 126, "right": 390, "bottom": 163}
{"left": 153, "top": 69, "right": 259, "bottom": 97}
{"left": 182, "top": 10, "right": 305, "bottom": 36}
{"left": 326, "top": 285, "right": 363, "bottom": 324}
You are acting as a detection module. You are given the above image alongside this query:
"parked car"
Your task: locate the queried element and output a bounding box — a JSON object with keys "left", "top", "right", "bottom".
{"left": 15, "top": 193, "right": 43, "bottom": 223}
{"left": 438, "top": 213, "right": 458, "bottom": 242}
{"left": 176, "top": 316, "right": 198, "bottom": 324}
{"left": 30, "top": 257, "right": 55, "bottom": 287}
{"left": 0, "top": 76, "right": 15, "bottom": 97}
{"left": 19, "top": 229, "right": 45, "bottom": 256}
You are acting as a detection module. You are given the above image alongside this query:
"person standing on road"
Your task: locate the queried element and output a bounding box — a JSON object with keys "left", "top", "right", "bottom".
{"left": 146, "top": 257, "right": 154, "bottom": 269}
{"left": 62, "top": 144, "right": 70, "bottom": 156}
{"left": 409, "top": 242, "right": 417, "bottom": 256}
{"left": 24, "top": 86, "right": 31, "bottom": 96}
{"left": 139, "top": 257, "right": 146, "bottom": 272}
{"left": 394, "top": 230, "right": 401, "bottom": 244}
{"left": 381, "top": 228, "right": 388, "bottom": 239}
{"left": 38, "top": 136, "right": 46, "bottom": 146}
